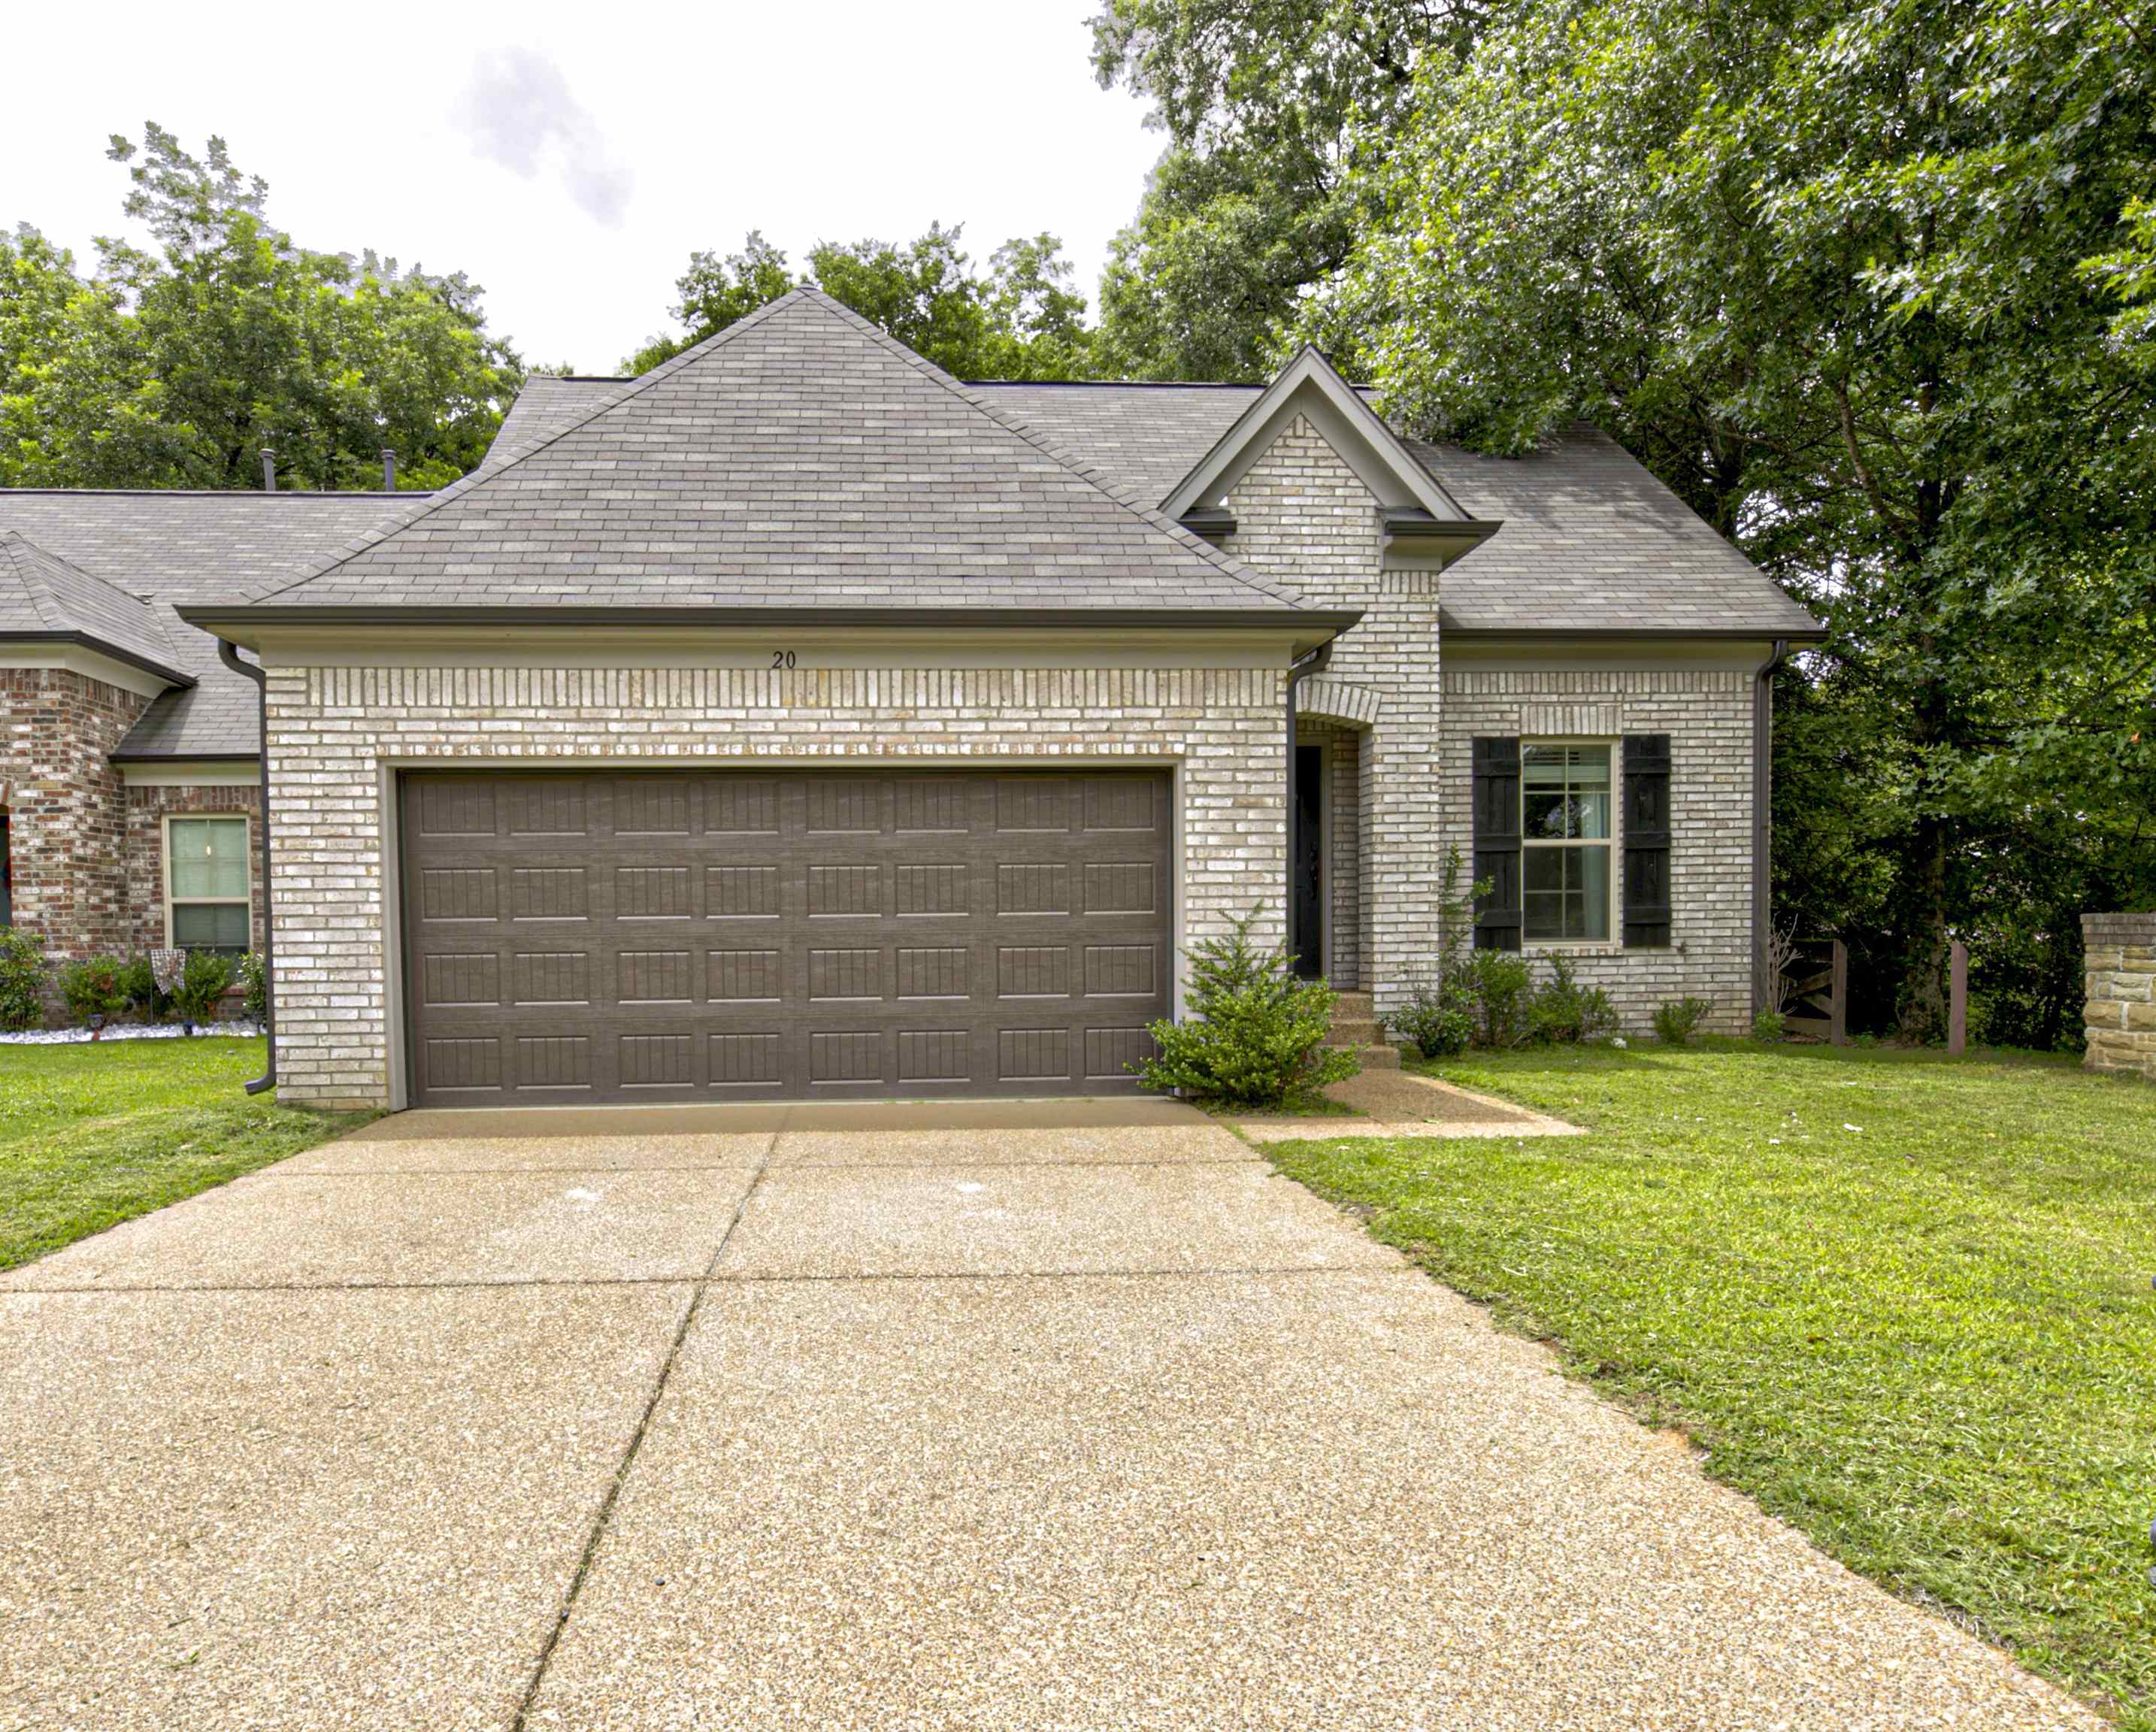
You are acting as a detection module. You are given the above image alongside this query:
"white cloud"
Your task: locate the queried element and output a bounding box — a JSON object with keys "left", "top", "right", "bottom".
{"left": 456, "top": 46, "right": 633, "bottom": 228}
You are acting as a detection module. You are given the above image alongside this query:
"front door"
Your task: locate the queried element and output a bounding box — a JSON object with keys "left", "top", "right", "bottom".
{"left": 1291, "top": 744, "right": 1323, "bottom": 979}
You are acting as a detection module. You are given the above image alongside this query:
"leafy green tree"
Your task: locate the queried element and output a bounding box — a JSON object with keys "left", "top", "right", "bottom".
{"left": 624, "top": 231, "right": 795, "bottom": 374}
{"left": 2, "top": 125, "right": 522, "bottom": 491}
{"left": 1089, "top": 0, "right": 1482, "bottom": 380}
{"left": 630, "top": 224, "right": 1096, "bottom": 380}
{"left": 1303, "top": 0, "right": 2156, "bottom": 1040}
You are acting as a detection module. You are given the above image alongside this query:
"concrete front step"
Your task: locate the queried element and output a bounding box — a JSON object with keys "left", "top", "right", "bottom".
{"left": 1325, "top": 990, "right": 1399, "bottom": 1066}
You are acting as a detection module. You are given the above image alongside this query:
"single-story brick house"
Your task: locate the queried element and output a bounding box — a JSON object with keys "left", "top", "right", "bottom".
{"left": 0, "top": 288, "right": 1819, "bottom": 1108}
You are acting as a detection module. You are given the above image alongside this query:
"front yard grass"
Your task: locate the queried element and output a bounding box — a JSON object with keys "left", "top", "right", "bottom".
{"left": 0, "top": 1038, "right": 372, "bottom": 1271}
{"left": 1266, "top": 1040, "right": 2154, "bottom": 1729}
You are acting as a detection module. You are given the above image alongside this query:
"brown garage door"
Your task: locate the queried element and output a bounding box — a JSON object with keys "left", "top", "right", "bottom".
{"left": 398, "top": 769, "right": 1172, "bottom": 1107}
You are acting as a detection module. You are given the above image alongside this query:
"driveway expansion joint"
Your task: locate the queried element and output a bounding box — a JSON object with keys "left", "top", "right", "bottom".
{"left": 508, "top": 1118, "right": 783, "bottom": 1732}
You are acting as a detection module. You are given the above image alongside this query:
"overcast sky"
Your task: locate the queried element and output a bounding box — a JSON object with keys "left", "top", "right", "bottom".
{"left": 5, "top": 2, "right": 1165, "bottom": 372}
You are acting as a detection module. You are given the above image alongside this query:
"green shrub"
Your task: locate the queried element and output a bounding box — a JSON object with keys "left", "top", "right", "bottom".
{"left": 56, "top": 955, "right": 130, "bottom": 1028}
{"left": 1653, "top": 996, "right": 1712, "bottom": 1045}
{"left": 1136, "top": 907, "right": 1358, "bottom": 1108}
{"left": 1752, "top": 1007, "right": 1786, "bottom": 1042}
{"left": 0, "top": 928, "right": 46, "bottom": 1031}
{"left": 1390, "top": 982, "right": 1476, "bottom": 1058}
{"left": 1459, "top": 949, "right": 1534, "bottom": 1048}
{"left": 118, "top": 955, "right": 171, "bottom": 1023}
{"left": 170, "top": 950, "right": 237, "bottom": 1025}
{"left": 238, "top": 951, "right": 268, "bottom": 1025}
{"left": 1528, "top": 954, "right": 1619, "bottom": 1044}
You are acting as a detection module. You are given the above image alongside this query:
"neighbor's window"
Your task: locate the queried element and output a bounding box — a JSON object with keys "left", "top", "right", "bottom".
{"left": 0, "top": 810, "right": 11, "bottom": 926}
{"left": 166, "top": 816, "right": 251, "bottom": 952}
{"left": 1521, "top": 744, "right": 1612, "bottom": 943}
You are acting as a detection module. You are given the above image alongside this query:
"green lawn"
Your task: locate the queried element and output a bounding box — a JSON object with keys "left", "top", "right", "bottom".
{"left": 1267, "top": 1040, "right": 2154, "bottom": 1729}
{"left": 0, "top": 1038, "right": 373, "bottom": 1271}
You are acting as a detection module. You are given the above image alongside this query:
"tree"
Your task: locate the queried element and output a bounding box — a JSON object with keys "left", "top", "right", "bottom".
{"left": 1088, "top": 0, "right": 1485, "bottom": 380}
{"left": 2, "top": 125, "right": 523, "bottom": 491}
{"left": 1302, "top": 0, "right": 2156, "bottom": 1040}
{"left": 629, "top": 224, "right": 1097, "bottom": 380}
{"left": 624, "top": 231, "right": 794, "bottom": 374}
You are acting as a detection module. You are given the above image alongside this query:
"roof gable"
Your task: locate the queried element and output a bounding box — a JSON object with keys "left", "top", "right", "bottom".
{"left": 1160, "top": 348, "right": 1476, "bottom": 524}
{"left": 246, "top": 289, "right": 1311, "bottom": 617}
{"left": 0, "top": 531, "right": 189, "bottom": 684}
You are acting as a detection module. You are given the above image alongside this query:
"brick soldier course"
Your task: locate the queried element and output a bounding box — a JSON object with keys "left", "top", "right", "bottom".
{"left": 6, "top": 286, "right": 1824, "bottom": 1101}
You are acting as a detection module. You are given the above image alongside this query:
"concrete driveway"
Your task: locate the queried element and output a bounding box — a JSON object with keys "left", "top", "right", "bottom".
{"left": 0, "top": 1100, "right": 2096, "bottom": 1731}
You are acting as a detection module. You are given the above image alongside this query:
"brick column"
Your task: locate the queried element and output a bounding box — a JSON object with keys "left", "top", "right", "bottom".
{"left": 2082, "top": 911, "right": 2156, "bottom": 1079}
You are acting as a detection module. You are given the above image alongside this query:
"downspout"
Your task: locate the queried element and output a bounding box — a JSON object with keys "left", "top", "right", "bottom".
{"left": 1285, "top": 638, "right": 1334, "bottom": 943}
{"left": 217, "top": 639, "right": 276, "bottom": 1095}
{"left": 1752, "top": 637, "right": 1791, "bottom": 1015}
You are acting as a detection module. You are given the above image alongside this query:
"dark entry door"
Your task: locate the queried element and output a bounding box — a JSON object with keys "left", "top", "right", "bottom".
{"left": 399, "top": 768, "right": 1173, "bottom": 1106}
{"left": 1290, "top": 744, "right": 1323, "bottom": 978}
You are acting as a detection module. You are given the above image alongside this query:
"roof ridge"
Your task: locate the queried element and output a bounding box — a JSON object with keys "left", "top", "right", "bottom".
{"left": 791, "top": 292, "right": 1310, "bottom": 612}
{"left": 250, "top": 289, "right": 824, "bottom": 604}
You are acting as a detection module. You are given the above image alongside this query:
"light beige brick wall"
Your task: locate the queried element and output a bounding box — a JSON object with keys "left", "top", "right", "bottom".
{"left": 1440, "top": 666, "right": 1755, "bottom": 1034}
{"left": 2082, "top": 911, "right": 2156, "bottom": 1079}
{"left": 1226, "top": 416, "right": 1441, "bottom": 1013}
{"left": 264, "top": 662, "right": 1288, "bottom": 1110}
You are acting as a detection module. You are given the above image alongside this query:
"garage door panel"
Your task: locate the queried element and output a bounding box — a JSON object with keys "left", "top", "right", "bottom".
{"left": 403, "top": 769, "right": 1172, "bottom": 1106}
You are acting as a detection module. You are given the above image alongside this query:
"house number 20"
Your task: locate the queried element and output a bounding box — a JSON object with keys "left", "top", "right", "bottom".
{"left": 771, "top": 650, "right": 797, "bottom": 669}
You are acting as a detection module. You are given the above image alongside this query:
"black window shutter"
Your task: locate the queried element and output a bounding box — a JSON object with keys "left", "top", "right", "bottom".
{"left": 1471, "top": 737, "right": 1522, "bottom": 952}
{"left": 1623, "top": 734, "right": 1672, "bottom": 948}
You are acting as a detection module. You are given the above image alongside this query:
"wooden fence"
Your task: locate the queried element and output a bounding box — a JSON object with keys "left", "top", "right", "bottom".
{"left": 1783, "top": 939, "right": 1847, "bottom": 1045}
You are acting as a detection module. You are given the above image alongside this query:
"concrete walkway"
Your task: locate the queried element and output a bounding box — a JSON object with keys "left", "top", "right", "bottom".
{"left": 0, "top": 1099, "right": 2096, "bottom": 1731}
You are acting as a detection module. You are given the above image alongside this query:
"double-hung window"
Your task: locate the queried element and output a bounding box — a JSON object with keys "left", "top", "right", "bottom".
{"left": 1521, "top": 744, "right": 1612, "bottom": 943}
{"left": 165, "top": 816, "right": 252, "bottom": 952}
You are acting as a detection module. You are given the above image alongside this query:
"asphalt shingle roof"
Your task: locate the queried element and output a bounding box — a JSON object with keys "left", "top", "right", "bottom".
{"left": 0, "top": 531, "right": 185, "bottom": 682}
{"left": 0, "top": 492, "right": 407, "bottom": 756}
{"left": 0, "top": 305, "right": 1817, "bottom": 762}
{"left": 972, "top": 385, "right": 1819, "bottom": 638}
{"left": 252, "top": 290, "right": 1307, "bottom": 615}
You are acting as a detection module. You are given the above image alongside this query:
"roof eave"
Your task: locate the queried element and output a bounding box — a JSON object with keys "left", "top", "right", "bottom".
{"left": 109, "top": 749, "right": 260, "bottom": 765}
{"left": 178, "top": 602, "right": 1364, "bottom": 636}
{"left": 0, "top": 630, "right": 195, "bottom": 687}
{"left": 1440, "top": 625, "right": 1829, "bottom": 643}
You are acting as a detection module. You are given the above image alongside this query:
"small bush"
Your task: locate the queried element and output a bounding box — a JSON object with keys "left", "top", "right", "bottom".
{"left": 0, "top": 928, "right": 46, "bottom": 1031}
{"left": 1459, "top": 949, "right": 1534, "bottom": 1049}
{"left": 238, "top": 951, "right": 268, "bottom": 1026}
{"left": 1136, "top": 907, "right": 1358, "bottom": 1108}
{"left": 57, "top": 954, "right": 130, "bottom": 1028}
{"left": 119, "top": 955, "right": 171, "bottom": 1023}
{"left": 1528, "top": 954, "right": 1619, "bottom": 1044}
{"left": 1752, "top": 1007, "right": 1786, "bottom": 1043}
{"left": 170, "top": 950, "right": 237, "bottom": 1025}
{"left": 1653, "top": 996, "right": 1712, "bottom": 1046}
{"left": 1391, "top": 982, "right": 1476, "bottom": 1059}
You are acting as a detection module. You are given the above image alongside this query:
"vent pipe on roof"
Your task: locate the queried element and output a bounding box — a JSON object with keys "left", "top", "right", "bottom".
{"left": 259, "top": 449, "right": 276, "bottom": 493}
{"left": 381, "top": 449, "right": 396, "bottom": 491}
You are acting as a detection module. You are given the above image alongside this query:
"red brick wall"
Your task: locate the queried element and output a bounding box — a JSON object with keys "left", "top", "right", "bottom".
{"left": 126, "top": 784, "right": 265, "bottom": 955}
{"left": 1, "top": 668, "right": 150, "bottom": 969}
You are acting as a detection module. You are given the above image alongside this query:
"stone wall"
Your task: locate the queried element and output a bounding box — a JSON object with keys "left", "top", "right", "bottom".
{"left": 1225, "top": 416, "right": 1442, "bottom": 1013}
{"left": 1, "top": 668, "right": 149, "bottom": 987}
{"left": 2082, "top": 911, "right": 2156, "bottom": 1079}
{"left": 263, "top": 662, "right": 1289, "bottom": 1110}
{"left": 1438, "top": 665, "right": 1756, "bottom": 1035}
{"left": 125, "top": 783, "right": 265, "bottom": 956}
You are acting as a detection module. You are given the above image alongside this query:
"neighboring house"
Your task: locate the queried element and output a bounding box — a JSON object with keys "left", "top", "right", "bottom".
{"left": 0, "top": 288, "right": 1819, "bottom": 1107}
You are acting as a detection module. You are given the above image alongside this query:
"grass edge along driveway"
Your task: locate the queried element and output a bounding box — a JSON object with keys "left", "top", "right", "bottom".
{"left": 1262, "top": 1041, "right": 2154, "bottom": 1732}
{"left": 0, "top": 1037, "right": 374, "bottom": 1272}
